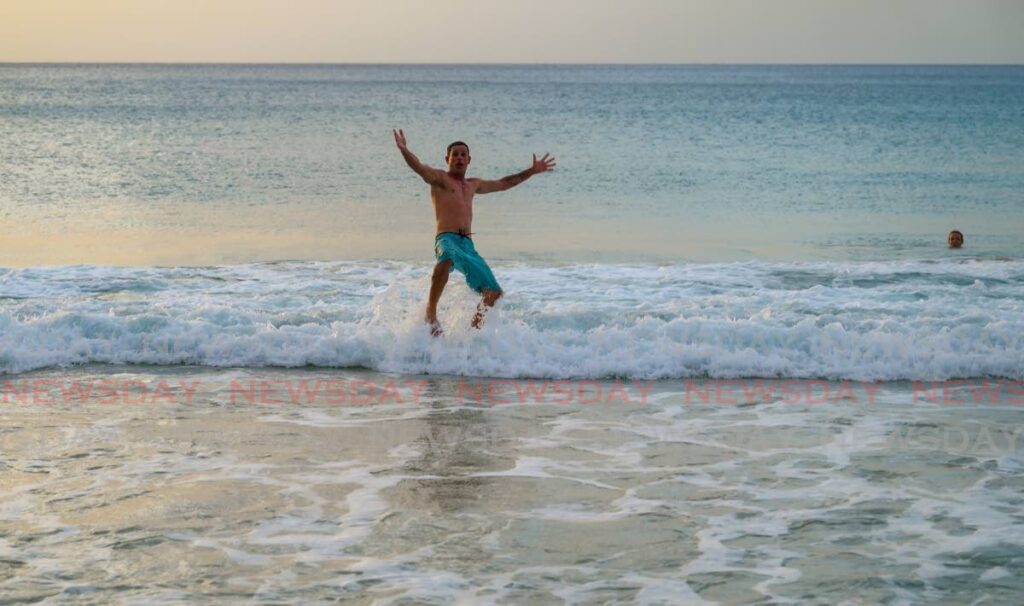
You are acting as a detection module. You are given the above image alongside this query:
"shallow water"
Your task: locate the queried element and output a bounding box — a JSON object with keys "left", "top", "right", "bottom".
{"left": 2, "top": 367, "right": 1022, "bottom": 603}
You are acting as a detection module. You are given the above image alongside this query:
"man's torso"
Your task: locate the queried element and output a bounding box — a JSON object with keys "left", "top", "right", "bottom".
{"left": 431, "top": 175, "right": 479, "bottom": 235}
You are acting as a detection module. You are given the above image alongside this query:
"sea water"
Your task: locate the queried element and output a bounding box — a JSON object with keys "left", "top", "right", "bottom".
{"left": 1, "top": 64, "right": 1022, "bottom": 265}
{"left": 2, "top": 64, "right": 1023, "bottom": 379}
{"left": 2, "top": 65, "right": 1024, "bottom": 604}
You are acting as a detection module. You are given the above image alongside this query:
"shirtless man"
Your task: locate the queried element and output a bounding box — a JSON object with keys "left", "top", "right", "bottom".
{"left": 393, "top": 129, "right": 556, "bottom": 334}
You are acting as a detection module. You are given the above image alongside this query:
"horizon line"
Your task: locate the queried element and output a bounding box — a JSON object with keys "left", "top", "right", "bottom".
{"left": 1, "top": 61, "right": 1023, "bottom": 67}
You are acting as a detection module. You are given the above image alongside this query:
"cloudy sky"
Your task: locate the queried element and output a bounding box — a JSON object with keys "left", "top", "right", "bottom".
{"left": 2, "top": 0, "right": 1022, "bottom": 63}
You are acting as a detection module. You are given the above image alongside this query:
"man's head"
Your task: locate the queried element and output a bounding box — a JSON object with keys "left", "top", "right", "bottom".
{"left": 445, "top": 141, "right": 470, "bottom": 176}
{"left": 948, "top": 230, "right": 964, "bottom": 249}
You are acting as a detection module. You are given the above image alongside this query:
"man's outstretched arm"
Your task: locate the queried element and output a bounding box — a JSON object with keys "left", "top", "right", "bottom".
{"left": 393, "top": 129, "right": 445, "bottom": 186}
{"left": 474, "top": 153, "right": 556, "bottom": 194}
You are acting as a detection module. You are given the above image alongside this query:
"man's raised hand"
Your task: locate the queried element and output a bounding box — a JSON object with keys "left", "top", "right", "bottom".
{"left": 531, "top": 153, "right": 557, "bottom": 175}
{"left": 393, "top": 129, "right": 409, "bottom": 151}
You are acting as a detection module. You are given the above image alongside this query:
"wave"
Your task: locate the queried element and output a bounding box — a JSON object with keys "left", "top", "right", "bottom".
{"left": 1, "top": 259, "right": 1022, "bottom": 380}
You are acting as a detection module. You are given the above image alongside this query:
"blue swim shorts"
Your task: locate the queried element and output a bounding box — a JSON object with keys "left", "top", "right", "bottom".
{"left": 434, "top": 232, "right": 502, "bottom": 294}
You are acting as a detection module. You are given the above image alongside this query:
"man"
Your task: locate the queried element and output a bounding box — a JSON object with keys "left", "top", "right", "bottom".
{"left": 393, "top": 129, "right": 555, "bottom": 335}
{"left": 948, "top": 229, "right": 964, "bottom": 249}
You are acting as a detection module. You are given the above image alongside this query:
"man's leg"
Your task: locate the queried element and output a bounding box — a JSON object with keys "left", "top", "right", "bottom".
{"left": 472, "top": 289, "right": 503, "bottom": 329}
{"left": 426, "top": 260, "right": 453, "bottom": 335}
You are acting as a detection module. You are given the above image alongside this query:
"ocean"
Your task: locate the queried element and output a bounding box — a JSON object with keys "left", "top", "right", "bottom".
{"left": 2, "top": 64, "right": 1023, "bottom": 603}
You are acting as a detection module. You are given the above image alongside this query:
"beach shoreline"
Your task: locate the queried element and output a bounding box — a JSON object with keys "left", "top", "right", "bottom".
{"left": 2, "top": 365, "right": 1023, "bottom": 602}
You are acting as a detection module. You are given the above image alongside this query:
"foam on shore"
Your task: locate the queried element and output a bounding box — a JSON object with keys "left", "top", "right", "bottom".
{"left": 2, "top": 259, "right": 1022, "bottom": 380}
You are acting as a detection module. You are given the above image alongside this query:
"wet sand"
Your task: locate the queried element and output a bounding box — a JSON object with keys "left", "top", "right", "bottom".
{"left": 2, "top": 366, "right": 1023, "bottom": 603}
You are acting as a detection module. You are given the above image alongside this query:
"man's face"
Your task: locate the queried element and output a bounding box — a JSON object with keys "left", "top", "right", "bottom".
{"left": 948, "top": 232, "right": 963, "bottom": 248}
{"left": 446, "top": 145, "right": 470, "bottom": 173}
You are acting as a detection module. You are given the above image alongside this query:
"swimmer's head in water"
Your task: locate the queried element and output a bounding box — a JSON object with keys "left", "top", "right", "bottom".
{"left": 445, "top": 141, "right": 470, "bottom": 175}
{"left": 948, "top": 230, "right": 964, "bottom": 248}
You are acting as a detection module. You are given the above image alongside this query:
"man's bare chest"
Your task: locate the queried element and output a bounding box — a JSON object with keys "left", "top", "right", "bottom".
{"left": 432, "top": 182, "right": 475, "bottom": 206}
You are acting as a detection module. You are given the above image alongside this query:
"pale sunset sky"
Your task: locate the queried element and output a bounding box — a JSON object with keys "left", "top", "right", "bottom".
{"left": 1, "top": 0, "right": 1023, "bottom": 63}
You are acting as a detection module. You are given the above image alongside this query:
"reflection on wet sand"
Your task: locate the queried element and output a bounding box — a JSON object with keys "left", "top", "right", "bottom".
{"left": 1, "top": 367, "right": 1023, "bottom": 603}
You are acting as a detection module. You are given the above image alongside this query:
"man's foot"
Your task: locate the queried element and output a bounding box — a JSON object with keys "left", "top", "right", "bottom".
{"left": 472, "top": 291, "right": 502, "bottom": 329}
{"left": 471, "top": 302, "right": 486, "bottom": 329}
{"left": 427, "top": 318, "right": 443, "bottom": 337}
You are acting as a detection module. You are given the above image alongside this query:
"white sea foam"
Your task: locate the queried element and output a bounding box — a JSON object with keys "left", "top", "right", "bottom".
{"left": 2, "top": 259, "right": 1022, "bottom": 380}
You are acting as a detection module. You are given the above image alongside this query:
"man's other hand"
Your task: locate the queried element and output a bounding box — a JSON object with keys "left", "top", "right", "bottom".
{"left": 531, "top": 153, "right": 556, "bottom": 174}
{"left": 393, "top": 129, "right": 409, "bottom": 151}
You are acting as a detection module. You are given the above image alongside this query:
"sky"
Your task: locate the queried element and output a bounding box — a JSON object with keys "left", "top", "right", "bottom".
{"left": 1, "top": 0, "right": 1023, "bottom": 64}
